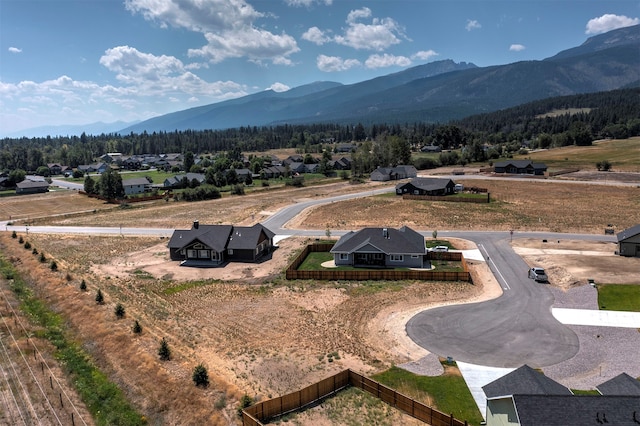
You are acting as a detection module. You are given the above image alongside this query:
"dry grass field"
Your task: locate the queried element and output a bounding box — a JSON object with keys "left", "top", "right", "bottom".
{"left": 1, "top": 168, "right": 639, "bottom": 425}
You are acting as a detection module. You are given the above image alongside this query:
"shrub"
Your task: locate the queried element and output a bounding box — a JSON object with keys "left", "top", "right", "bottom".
{"left": 19, "top": 236, "right": 24, "bottom": 244}
{"left": 158, "top": 337, "right": 171, "bottom": 361}
{"left": 24, "top": 241, "right": 31, "bottom": 249}
{"left": 80, "top": 280, "right": 87, "bottom": 291}
{"left": 39, "top": 252, "right": 46, "bottom": 263}
{"left": 237, "top": 394, "right": 254, "bottom": 416}
{"left": 32, "top": 248, "right": 38, "bottom": 255}
{"left": 50, "top": 261, "right": 58, "bottom": 271}
{"left": 132, "top": 320, "right": 142, "bottom": 334}
{"left": 192, "top": 364, "right": 209, "bottom": 388}
{"left": 114, "top": 303, "right": 125, "bottom": 319}
{"left": 95, "top": 289, "right": 104, "bottom": 305}
{"left": 11, "top": 231, "right": 17, "bottom": 239}
{"left": 214, "top": 394, "right": 227, "bottom": 410}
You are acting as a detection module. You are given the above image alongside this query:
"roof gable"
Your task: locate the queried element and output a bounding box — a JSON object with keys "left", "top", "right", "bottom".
{"left": 168, "top": 225, "right": 232, "bottom": 252}
{"left": 227, "top": 224, "right": 274, "bottom": 250}
{"left": 483, "top": 365, "right": 572, "bottom": 398}
{"left": 331, "top": 226, "right": 425, "bottom": 255}
{"left": 597, "top": 373, "right": 640, "bottom": 396}
{"left": 617, "top": 224, "right": 640, "bottom": 242}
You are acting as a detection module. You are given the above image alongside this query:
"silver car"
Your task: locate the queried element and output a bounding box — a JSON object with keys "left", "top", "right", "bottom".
{"left": 528, "top": 267, "right": 548, "bottom": 282}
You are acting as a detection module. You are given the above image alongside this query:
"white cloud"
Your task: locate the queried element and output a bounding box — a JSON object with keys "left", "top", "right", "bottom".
{"left": 302, "top": 26, "right": 330, "bottom": 45}
{"left": 585, "top": 14, "right": 639, "bottom": 34}
{"left": 365, "top": 53, "right": 411, "bottom": 69}
{"left": 335, "top": 7, "right": 406, "bottom": 51}
{"left": 284, "top": 0, "right": 332, "bottom": 6}
{"left": 267, "top": 82, "right": 290, "bottom": 92}
{"left": 317, "top": 55, "right": 361, "bottom": 72}
{"left": 189, "top": 28, "right": 299, "bottom": 64}
{"left": 509, "top": 44, "right": 526, "bottom": 52}
{"left": 126, "top": 0, "right": 299, "bottom": 65}
{"left": 8, "top": 47, "right": 22, "bottom": 53}
{"left": 412, "top": 50, "right": 439, "bottom": 61}
{"left": 465, "top": 19, "right": 481, "bottom": 31}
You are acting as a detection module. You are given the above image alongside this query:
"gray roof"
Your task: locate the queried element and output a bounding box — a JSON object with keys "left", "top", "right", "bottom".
{"left": 168, "top": 224, "right": 233, "bottom": 252}
{"left": 494, "top": 160, "right": 547, "bottom": 169}
{"left": 227, "top": 224, "right": 275, "bottom": 250}
{"left": 597, "top": 373, "right": 640, "bottom": 396}
{"left": 16, "top": 180, "right": 49, "bottom": 189}
{"left": 483, "top": 365, "right": 572, "bottom": 399}
{"left": 396, "top": 177, "right": 454, "bottom": 192}
{"left": 511, "top": 395, "right": 640, "bottom": 425}
{"left": 617, "top": 224, "right": 640, "bottom": 242}
{"left": 330, "top": 226, "right": 425, "bottom": 255}
{"left": 122, "top": 178, "right": 151, "bottom": 186}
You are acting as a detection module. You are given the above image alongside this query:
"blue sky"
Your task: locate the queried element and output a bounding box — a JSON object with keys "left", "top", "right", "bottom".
{"left": 1, "top": 0, "right": 638, "bottom": 136}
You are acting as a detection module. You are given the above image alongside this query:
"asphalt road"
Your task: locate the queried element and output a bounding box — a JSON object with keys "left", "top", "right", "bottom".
{"left": 2, "top": 179, "right": 621, "bottom": 369}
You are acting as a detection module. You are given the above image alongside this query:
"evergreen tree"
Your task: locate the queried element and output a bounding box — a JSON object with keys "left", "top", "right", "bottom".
{"left": 132, "top": 320, "right": 142, "bottom": 334}
{"left": 158, "top": 337, "right": 171, "bottom": 361}
{"left": 114, "top": 303, "right": 125, "bottom": 318}
{"left": 84, "top": 175, "right": 95, "bottom": 194}
{"left": 99, "top": 168, "right": 125, "bottom": 199}
{"left": 192, "top": 364, "right": 209, "bottom": 387}
{"left": 95, "top": 289, "right": 104, "bottom": 305}
{"left": 80, "top": 279, "right": 87, "bottom": 291}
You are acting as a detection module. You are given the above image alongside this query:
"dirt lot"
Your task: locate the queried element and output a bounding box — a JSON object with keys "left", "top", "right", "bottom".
{"left": 1, "top": 176, "right": 639, "bottom": 425}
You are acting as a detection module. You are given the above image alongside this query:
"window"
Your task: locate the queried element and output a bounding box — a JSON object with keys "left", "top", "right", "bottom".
{"left": 228, "top": 249, "right": 234, "bottom": 255}
{"left": 390, "top": 254, "right": 404, "bottom": 262}
{"left": 339, "top": 253, "right": 349, "bottom": 261}
{"left": 411, "top": 255, "right": 419, "bottom": 258}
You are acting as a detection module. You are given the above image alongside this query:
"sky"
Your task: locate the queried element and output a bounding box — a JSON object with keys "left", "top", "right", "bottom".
{"left": 1, "top": 0, "right": 639, "bottom": 137}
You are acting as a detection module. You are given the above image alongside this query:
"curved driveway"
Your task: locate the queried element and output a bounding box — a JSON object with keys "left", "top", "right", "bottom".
{"left": 3, "top": 178, "right": 621, "bottom": 369}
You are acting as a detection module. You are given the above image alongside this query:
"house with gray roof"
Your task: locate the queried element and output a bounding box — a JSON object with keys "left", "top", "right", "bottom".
{"left": 330, "top": 226, "right": 426, "bottom": 268}
{"left": 168, "top": 221, "right": 274, "bottom": 266}
{"left": 370, "top": 165, "right": 418, "bottom": 181}
{"left": 163, "top": 173, "right": 206, "bottom": 188}
{"left": 493, "top": 160, "right": 547, "bottom": 175}
{"left": 396, "top": 177, "right": 455, "bottom": 196}
{"left": 16, "top": 179, "right": 50, "bottom": 194}
{"left": 483, "top": 365, "right": 640, "bottom": 426}
{"left": 617, "top": 224, "right": 640, "bottom": 257}
{"left": 122, "top": 177, "right": 152, "bottom": 195}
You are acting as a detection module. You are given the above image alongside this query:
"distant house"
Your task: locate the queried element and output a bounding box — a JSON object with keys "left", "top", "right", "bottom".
{"left": 336, "top": 143, "right": 357, "bottom": 153}
{"left": 122, "top": 156, "right": 143, "bottom": 170}
{"left": 100, "top": 153, "right": 123, "bottom": 164}
{"left": 493, "top": 160, "right": 547, "bottom": 175}
{"left": 77, "top": 163, "right": 108, "bottom": 174}
{"left": 482, "top": 365, "right": 640, "bottom": 426}
{"left": 47, "top": 163, "right": 64, "bottom": 175}
{"left": 122, "top": 177, "right": 152, "bottom": 195}
{"left": 163, "top": 173, "right": 206, "bottom": 188}
{"left": 283, "top": 154, "right": 304, "bottom": 165}
{"left": 617, "top": 224, "right": 640, "bottom": 257}
{"left": 16, "top": 179, "right": 49, "bottom": 194}
{"left": 330, "top": 157, "right": 351, "bottom": 171}
{"left": 233, "top": 168, "right": 253, "bottom": 183}
{"left": 370, "top": 165, "right": 418, "bottom": 181}
{"left": 396, "top": 178, "right": 456, "bottom": 196}
{"left": 167, "top": 221, "right": 275, "bottom": 266}
{"left": 420, "top": 145, "right": 442, "bottom": 153}
{"left": 287, "top": 162, "right": 307, "bottom": 175}
{"left": 330, "top": 226, "right": 427, "bottom": 268}
{"left": 260, "top": 165, "right": 288, "bottom": 179}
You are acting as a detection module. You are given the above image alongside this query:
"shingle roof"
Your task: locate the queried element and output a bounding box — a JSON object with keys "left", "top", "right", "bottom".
{"left": 617, "top": 224, "right": 640, "bottom": 242}
{"left": 483, "top": 365, "right": 572, "bottom": 399}
{"left": 123, "top": 178, "right": 151, "bottom": 186}
{"left": 167, "top": 224, "right": 233, "bottom": 252}
{"left": 396, "top": 177, "right": 453, "bottom": 192}
{"left": 330, "top": 226, "right": 425, "bottom": 255}
{"left": 227, "top": 224, "right": 275, "bottom": 250}
{"left": 511, "top": 395, "right": 640, "bottom": 425}
{"left": 597, "top": 373, "right": 640, "bottom": 396}
{"left": 494, "top": 160, "right": 547, "bottom": 169}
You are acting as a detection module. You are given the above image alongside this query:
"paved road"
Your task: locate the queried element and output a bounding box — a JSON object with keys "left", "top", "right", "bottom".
{"left": 3, "top": 179, "right": 621, "bottom": 369}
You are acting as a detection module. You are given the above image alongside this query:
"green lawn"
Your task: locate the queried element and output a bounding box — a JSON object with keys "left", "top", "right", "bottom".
{"left": 296, "top": 252, "right": 410, "bottom": 271}
{"left": 597, "top": 284, "right": 640, "bottom": 311}
{"left": 372, "top": 366, "right": 484, "bottom": 426}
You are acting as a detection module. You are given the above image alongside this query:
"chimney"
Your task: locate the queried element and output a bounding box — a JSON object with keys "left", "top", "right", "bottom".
{"left": 383, "top": 228, "right": 388, "bottom": 239}
{"left": 193, "top": 220, "right": 199, "bottom": 229}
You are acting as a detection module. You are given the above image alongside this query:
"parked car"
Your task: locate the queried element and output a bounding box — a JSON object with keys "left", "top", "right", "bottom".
{"left": 430, "top": 246, "right": 449, "bottom": 252}
{"left": 528, "top": 267, "right": 548, "bottom": 282}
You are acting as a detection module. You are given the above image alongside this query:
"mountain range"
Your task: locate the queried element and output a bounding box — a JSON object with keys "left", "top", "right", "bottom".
{"left": 9, "top": 24, "right": 640, "bottom": 138}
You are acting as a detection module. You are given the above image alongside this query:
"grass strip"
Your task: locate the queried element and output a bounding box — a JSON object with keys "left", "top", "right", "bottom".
{"left": 0, "top": 254, "right": 145, "bottom": 426}
{"left": 372, "top": 366, "right": 483, "bottom": 425}
{"left": 597, "top": 284, "right": 640, "bottom": 312}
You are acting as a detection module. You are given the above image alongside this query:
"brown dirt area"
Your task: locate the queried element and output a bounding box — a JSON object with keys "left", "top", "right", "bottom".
{"left": 1, "top": 177, "right": 639, "bottom": 425}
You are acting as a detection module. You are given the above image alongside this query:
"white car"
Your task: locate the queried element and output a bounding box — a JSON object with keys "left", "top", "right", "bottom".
{"left": 430, "top": 246, "right": 449, "bottom": 252}
{"left": 528, "top": 267, "right": 548, "bottom": 283}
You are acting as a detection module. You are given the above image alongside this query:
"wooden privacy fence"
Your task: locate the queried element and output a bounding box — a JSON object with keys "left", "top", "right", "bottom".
{"left": 242, "top": 369, "right": 468, "bottom": 426}
{"left": 286, "top": 243, "right": 472, "bottom": 282}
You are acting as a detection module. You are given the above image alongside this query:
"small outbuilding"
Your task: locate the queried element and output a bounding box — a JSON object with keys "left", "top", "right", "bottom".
{"left": 617, "top": 224, "right": 640, "bottom": 257}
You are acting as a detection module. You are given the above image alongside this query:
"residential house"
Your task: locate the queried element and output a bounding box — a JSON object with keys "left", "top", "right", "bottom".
{"left": 122, "top": 156, "right": 143, "bottom": 170}
{"left": 617, "top": 224, "right": 640, "bottom": 257}
{"left": 305, "top": 163, "right": 320, "bottom": 174}
{"left": 396, "top": 178, "right": 456, "bottom": 196}
{"left": 260, "top": 165, "right": 288, "bottom": 179}
{"left": 47, "top": 163, "right": 64, "bottom": 175}
{"left": 330, "top": 226, "right": 427, "bottom": 268}
{"left": 287, "top": 162, "right": 307, "bottom": 175}
{"left": 168, "top": 221, "right": 275, "bottom": 266}
{"left": 234, "top": 168, "right": 253, "bottom": 183}
{"left": 122, "top": 177, "right": 152, "bottom": 196}
{"left": 163, "top": 173, "right": 206, "bottom": 188}
{"left": 493, "top": 160, "right": 547, "bottom": 175}
{"left": 283, "top": 154, "right": 304, "bottom": 165}
{"left": 330, "top": 157, "right": 351, "bottom": 170}
{"left": 420, "top": 145, "right": 442, "bottom": 153}
{"left": 16, "top": 179, "right": 49, "bottom": 194}
{"left": 100, "top": 153, "right": 123, "bottom": 164}
{"left": 336, "top": 143, "right": 357, "bottom": 153}
{"left": 77, "top": 163, "right": 108, "bottom": 174}
{"left": 370, "top": 165, "right": 418, "bottom": 181}
{"left": 482, "top": 365, "right": 640, "bottom": 426}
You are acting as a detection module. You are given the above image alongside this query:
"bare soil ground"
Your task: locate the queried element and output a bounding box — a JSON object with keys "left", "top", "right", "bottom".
{"left": 0, "top": 177, "right": 639, "bottom": 425}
